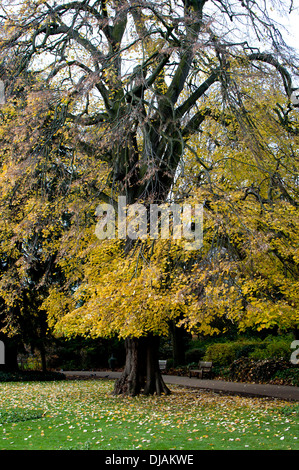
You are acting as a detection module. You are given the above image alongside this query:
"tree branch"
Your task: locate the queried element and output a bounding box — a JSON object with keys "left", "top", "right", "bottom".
{"left": 247, "top": 52, "right": 293, "bottom": 96}
{"left": 175, "top": 69, "right": 219, "bottom": 119}
{"left": 67, "top": 111, "right": 109, "bottom": 126}
{"left": 182, "top": 107, "right": 211, "bottom": 138}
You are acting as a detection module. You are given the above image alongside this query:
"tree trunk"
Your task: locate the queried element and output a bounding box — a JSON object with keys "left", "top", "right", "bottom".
{"left": 113, "top": 336, "right": 171, "bottom": 396}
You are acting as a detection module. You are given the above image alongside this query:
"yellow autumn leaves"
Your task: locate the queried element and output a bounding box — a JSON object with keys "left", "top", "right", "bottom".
{"left": 47, "top": 238, "right": 188, "bottom": 339}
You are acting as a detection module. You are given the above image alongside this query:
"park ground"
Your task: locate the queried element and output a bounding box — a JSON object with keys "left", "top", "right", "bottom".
{"left": 0, "top": 379, "right": 298, "bottom": 450}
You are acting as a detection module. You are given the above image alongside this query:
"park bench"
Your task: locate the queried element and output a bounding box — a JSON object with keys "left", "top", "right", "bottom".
{"left": 189, "top": 361, "right": 213, "bottom": 379}
{"left": 159, "top": 360, "right": 167, "bottom": 371}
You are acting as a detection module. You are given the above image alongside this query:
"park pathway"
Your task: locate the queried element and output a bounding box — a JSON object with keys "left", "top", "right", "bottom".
{"left": 63, "top": 370, "right": 299, "bottom": 401}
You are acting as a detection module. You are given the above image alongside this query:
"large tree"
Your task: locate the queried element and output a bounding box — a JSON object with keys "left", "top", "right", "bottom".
{"left": 0, "top": 0, "right": 298, "bottom": 394}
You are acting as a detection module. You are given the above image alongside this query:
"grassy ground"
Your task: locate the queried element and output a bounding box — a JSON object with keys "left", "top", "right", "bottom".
{"left": 0, "top": 379, "right": 298, "bottom": 450}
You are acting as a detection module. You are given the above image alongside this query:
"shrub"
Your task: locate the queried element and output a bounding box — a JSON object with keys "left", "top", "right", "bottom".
{"left": 0, "top": 370, "right": 66, "bottom": 382}
{"left": 203, "top": 343, "right": 239, "bottom": 366}
{"left": 248, "top": 347, "right": 268, "bottom": 361}
{"left": 264, "top": 339, "right": 291, "bottom": 361}
{"left": 249, "top": 337, "right": 291, "bottom": 361}
{"left": 235, "top": 343, "right": 259, "bottom": 359}
{"left": 186, "top": 334, "right": 294, "bottom": 369}
{"left": 185, "top": 348, "right": 205, "bottom": 363}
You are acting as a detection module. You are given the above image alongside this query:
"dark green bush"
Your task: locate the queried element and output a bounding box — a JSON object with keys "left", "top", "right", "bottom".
{"left": 185, "top": 348, "right": 205, "bottom": 363}
{"left": 200, "top": 334, "right": 293, "bottom": 366}
{"left": 249, "top": 337, "right": 291, "bottom": 361}
{"left": 235, "top": 344, "right": 257, "bottom": 359}
{"left": 0, "top": 370, "right": 65, "bottom": 382}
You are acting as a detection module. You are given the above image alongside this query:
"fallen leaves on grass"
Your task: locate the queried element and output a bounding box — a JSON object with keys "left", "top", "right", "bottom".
{"left": 0, "top": 380, "right": 298, "bottom": 450}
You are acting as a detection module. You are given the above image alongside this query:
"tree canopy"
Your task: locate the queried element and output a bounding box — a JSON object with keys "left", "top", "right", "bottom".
{"left": 0, "top": 0, "right": 298, "bottom": 393}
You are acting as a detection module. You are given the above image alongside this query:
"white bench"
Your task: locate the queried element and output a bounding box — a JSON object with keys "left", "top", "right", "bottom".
{"left": 159, "top": 360, "right": 167, "bottom": 371}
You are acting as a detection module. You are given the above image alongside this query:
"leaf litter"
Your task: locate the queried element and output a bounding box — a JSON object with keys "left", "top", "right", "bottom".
{"left": 0, "top": 380, "right": 298, "bottom": 450}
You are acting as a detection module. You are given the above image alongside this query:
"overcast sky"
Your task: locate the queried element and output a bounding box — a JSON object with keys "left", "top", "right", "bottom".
{"left": 273, "top": 3, "right": 299, "bottom": 51}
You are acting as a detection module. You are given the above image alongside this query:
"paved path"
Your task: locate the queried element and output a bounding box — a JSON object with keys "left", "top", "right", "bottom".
{"left": 63, "top": 370, "right": 299, "bottom": 401}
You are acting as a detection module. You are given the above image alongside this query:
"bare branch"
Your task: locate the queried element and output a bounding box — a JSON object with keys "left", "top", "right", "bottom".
{"left": 248, "top": 52, "right": 293, "bottom": 96}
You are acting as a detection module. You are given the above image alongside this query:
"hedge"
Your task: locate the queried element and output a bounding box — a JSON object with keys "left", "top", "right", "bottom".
{"left": 0, "top": 370, "right": 66, "bottom": 382}
{"left": 199, "top": 336, "right": 293, "bottom": 366}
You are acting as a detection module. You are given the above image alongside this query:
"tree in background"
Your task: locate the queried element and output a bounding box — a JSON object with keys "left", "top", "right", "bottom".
{"left": 0, "top": 56, "right": 73, "bottom": 370}
{"left": 0, "top": 0, "right": 298, "bottom": 394}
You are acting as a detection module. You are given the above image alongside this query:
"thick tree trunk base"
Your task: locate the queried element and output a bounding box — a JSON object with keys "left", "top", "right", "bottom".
{"left": 113, "top": 336, "right": 171, "bottom": 396}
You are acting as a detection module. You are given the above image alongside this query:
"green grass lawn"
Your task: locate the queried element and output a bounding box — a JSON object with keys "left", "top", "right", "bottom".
{"left": 0, "top": 379, "right": 298, "bottom": 450}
